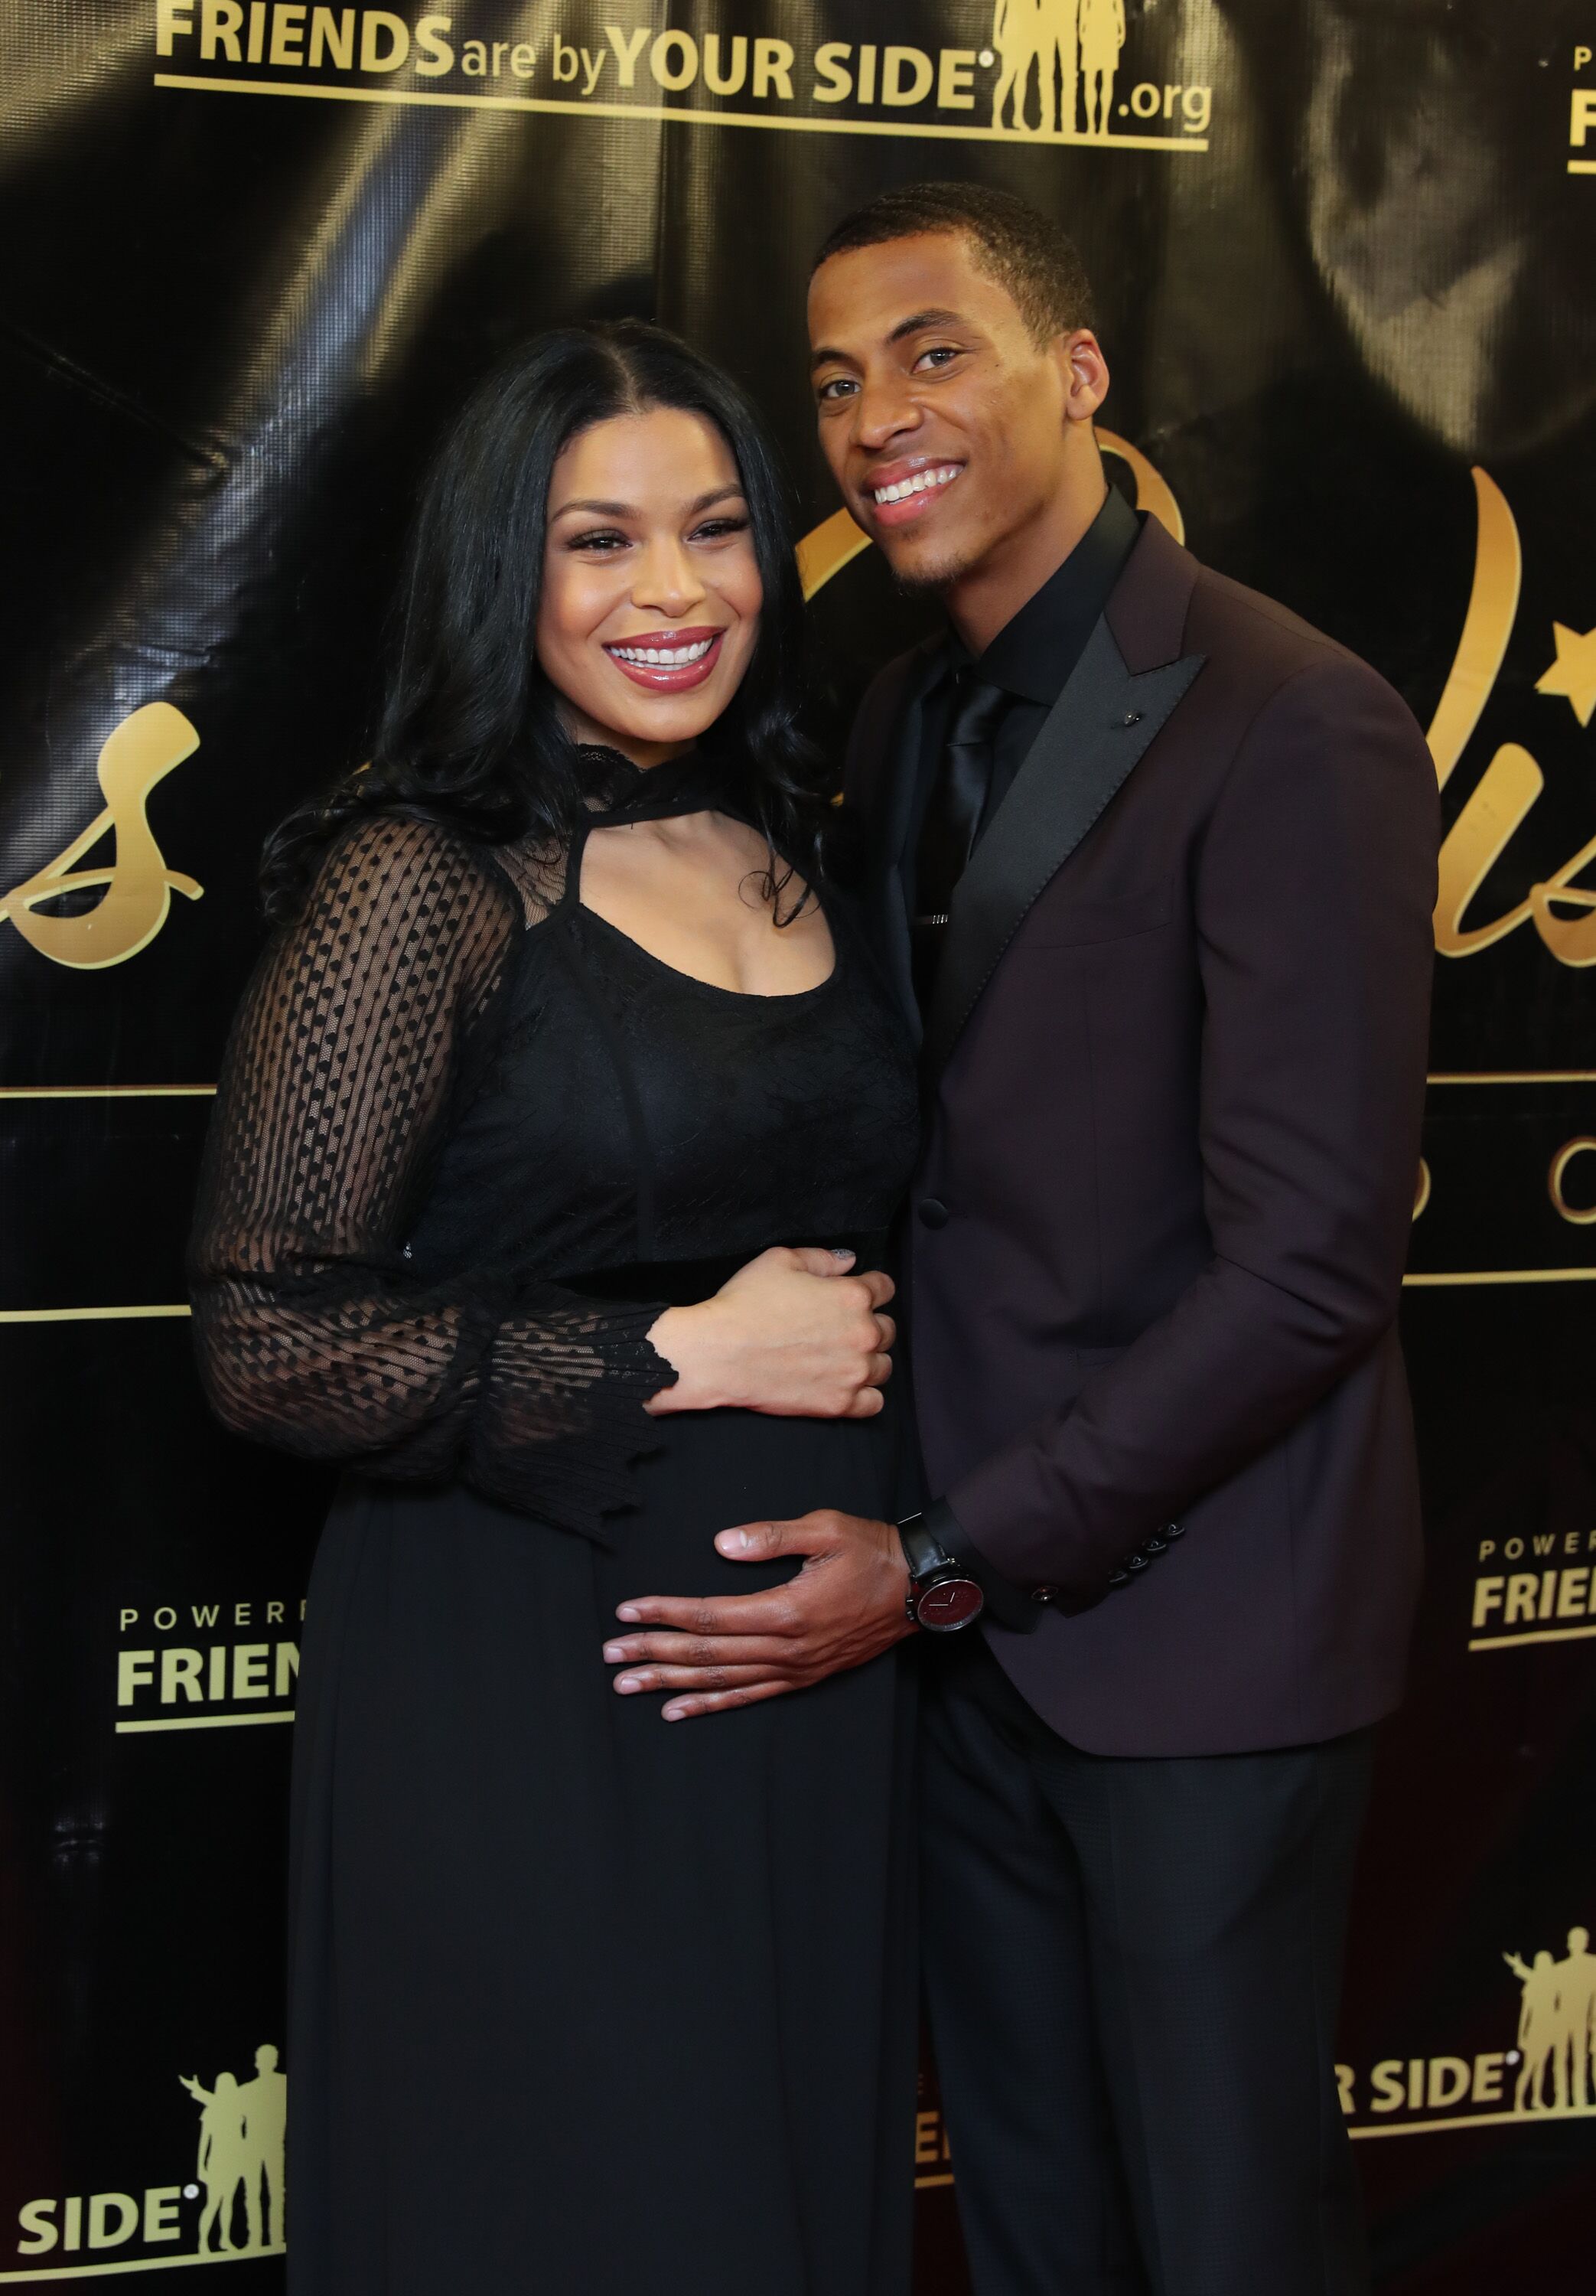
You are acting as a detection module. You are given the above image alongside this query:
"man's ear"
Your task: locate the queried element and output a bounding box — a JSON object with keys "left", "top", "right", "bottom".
{"left": 1057, "top": 328, "right": 1109, "bottom": 425}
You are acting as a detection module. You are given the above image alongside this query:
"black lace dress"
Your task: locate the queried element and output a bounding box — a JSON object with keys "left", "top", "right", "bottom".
{"left": 188, "top": 752, "right": 921, "bottom": 2296}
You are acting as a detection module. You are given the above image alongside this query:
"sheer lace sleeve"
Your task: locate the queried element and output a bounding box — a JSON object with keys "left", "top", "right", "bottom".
{"left": 188, "top": 814, "right": 676, "bottom": 1541}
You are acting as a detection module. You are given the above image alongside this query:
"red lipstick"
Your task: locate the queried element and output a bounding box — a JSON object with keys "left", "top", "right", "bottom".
{"left": 602, "top": 626, "right": 726, "bottom": 693}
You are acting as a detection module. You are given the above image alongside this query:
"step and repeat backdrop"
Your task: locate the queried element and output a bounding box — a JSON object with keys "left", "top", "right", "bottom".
{"left": 2, "top": 0, "right": 1595, "bottom": 2286}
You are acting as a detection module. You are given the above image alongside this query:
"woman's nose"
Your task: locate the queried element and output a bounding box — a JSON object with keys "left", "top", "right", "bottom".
{"left": 631, "top": 536, "right": 705, "bottom": 615}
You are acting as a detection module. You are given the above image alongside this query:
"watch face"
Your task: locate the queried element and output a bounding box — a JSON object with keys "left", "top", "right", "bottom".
{"left": 917, "top": 1576, "right": 985, "bottom": 1632}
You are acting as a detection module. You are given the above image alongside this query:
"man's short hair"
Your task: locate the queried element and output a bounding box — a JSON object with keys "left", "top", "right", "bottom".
{"left": 811, "top": 181, "right": 1096, "bottom": 344}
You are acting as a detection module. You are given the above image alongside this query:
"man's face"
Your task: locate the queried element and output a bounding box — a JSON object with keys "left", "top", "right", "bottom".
{"left": 807, "top": 232, "right": 1095, "bottom": 591}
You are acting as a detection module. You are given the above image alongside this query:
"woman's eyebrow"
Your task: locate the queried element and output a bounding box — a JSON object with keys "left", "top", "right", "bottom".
{"left": 550, "top": 497, "right": 633, "bottom": 518}
{"left": 550, "top": 484, "right": 746, "bottom": 519}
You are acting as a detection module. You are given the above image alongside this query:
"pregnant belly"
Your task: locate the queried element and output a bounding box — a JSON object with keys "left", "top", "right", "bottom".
{"left": 604, "top": 1400, "right": 904, "bottom": 1603}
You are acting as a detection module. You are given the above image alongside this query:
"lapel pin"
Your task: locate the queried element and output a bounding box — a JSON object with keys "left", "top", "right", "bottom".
{"left": 1121, "top": 710, "right": 1142, "bottom": 726}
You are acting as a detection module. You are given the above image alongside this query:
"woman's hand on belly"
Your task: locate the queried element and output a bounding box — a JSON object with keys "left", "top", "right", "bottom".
{"left": 646, "top": 1246, "right": 895, "bottom": 1420}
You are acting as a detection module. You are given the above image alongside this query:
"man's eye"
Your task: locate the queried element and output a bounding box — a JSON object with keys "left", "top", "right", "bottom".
{"left": 816, "top": 377, "right": 856, "bottom": 403}
{"left": 914, "top": 345, "right": 962, "bottom": 372}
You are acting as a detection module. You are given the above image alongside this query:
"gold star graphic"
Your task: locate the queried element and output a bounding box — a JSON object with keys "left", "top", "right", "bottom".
{"left": 1536, "top": 622, "right": 1596, "bottom": 729}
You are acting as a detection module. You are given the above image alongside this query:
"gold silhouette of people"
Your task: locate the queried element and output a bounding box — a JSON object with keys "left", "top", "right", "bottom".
{"left": 181, "top": 2045, "right": 287, "bottom": 2251}
{"left": 1080, "top": 0, "right": 1125, "bottom": 137}
{"left": 1565, "top": 1928, "right": 1596, "bottom": 2108}
{"left": 991, "top": 0, "right": 1084, "bottom": 136}
{"left": 1505, "top": 1929, "right": 1596, "bottom": 2112}
{"left": 991, "top": 0, "right": 1047, "bottom": 132}
{"left": 181, "top": 2070, "right": 252, "bottom": 2252}
{"left": 240, "top": 2045, "right": 288, "bottom": 2243}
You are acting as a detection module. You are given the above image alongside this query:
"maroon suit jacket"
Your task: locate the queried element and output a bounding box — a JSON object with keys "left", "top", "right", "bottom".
{"left": 846, "top": 513, "right": 1440, "bottom": 1756}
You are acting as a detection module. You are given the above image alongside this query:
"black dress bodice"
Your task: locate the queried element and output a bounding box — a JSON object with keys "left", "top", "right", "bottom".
{"left": 190, "top": 745, "right": 920, "bottom": 1541}
{"left": 409, "top": 849, "right": 917, "bottom": 1290}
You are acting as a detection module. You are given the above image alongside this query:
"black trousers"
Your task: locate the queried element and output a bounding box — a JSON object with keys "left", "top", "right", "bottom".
{"left": 920, "top": 1634, "right": 1373, "bottom": 2296}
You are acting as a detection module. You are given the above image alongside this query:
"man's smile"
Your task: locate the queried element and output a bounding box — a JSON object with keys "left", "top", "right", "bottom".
{"left": 860, "top": 457, "right": 966, "bottom": 528}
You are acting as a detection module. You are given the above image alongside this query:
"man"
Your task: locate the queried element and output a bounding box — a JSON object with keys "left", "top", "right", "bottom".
{"left": 603, "top": 181, "right": 1438, "bottom": 2293}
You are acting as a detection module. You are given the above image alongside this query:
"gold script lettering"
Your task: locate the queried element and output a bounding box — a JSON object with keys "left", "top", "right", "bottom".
{"left": 1431, "top": 471, "right": 1596, "bottom": 967}
{"left": 1527, "top": 833, "right": 1596, "bottom": 967}
{"left": 1428, "top": 469, "right": 1523, "bottom": 794}
{"left": 0, "top": 703, "right": 203, "bottom": 970}
{"left": 1434, "top": 742, "right": 1542, "bottom": 955}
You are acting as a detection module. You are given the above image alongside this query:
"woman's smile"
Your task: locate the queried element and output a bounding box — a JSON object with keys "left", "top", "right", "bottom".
{"left": 603, "top": 625, "right": 726, "bottom": 691}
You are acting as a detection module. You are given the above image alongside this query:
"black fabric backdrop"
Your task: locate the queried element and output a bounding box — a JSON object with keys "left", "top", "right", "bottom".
{"left": 3, "top": 2, "right": 1595, "bottom": 2285}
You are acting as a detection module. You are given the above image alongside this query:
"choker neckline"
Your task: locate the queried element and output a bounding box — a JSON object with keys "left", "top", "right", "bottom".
{"left": 578, "top": 743, "right": 732, "bottom": 826}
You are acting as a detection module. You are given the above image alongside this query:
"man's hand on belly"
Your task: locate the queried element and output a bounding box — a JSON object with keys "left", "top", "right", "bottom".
{"left": 602, "top": 1511, "right": 913, "bottom": 1719}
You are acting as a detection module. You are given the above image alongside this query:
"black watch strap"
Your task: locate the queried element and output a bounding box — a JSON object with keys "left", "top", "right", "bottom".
{"left": 897, "top": 1512, "right": 952, "bottom": 1581}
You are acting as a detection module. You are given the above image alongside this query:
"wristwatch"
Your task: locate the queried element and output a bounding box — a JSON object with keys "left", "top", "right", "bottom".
{"left": 897, "top": 1512, "right": 985, "bottom": 1633}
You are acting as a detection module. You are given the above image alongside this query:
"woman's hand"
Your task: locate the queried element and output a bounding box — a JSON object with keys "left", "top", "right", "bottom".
{"left": 647, "top": 1247, "right": 895, "bottom": 1419}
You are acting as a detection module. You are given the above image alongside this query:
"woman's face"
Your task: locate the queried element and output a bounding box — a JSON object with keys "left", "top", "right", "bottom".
{"left": 537, "top": 405, "right": 764, "bottom": 764}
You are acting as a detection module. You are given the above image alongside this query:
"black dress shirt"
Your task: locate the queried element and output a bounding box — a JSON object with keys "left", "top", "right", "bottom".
{"left": 905, "top": 482, "right": 1142, "bottom": 994}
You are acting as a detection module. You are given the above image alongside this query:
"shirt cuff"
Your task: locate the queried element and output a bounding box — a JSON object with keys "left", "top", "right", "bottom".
{"left": 923, "top": 1496, "right": 1041, "bottom": 1635}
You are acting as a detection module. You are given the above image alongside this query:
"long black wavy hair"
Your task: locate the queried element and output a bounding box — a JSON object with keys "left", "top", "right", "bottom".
{"left": 261, "top": 320, "right": 828, "bottom": 925}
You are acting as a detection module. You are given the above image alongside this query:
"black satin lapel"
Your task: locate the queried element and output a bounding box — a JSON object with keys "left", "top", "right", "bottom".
{"left": 923, "top": 618, "right": 1205, "bottom": 1081}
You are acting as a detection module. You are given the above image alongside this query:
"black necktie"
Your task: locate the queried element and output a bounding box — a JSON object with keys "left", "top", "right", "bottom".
{"left": 912, "top": 672, "right": 1008, "bottom": 1005}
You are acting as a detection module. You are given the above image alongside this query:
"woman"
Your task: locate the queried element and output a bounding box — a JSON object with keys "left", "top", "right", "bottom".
{"left": 189, "top": 322, "right": 920, "bottom": 2295}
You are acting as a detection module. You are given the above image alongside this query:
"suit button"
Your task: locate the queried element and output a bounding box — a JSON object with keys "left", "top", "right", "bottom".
{"left": 917, "top": 1198, "right": 949, "bottom": 1230}
{"left": 1031, "top": 1584, "right": 1061, "bottom": 1605}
